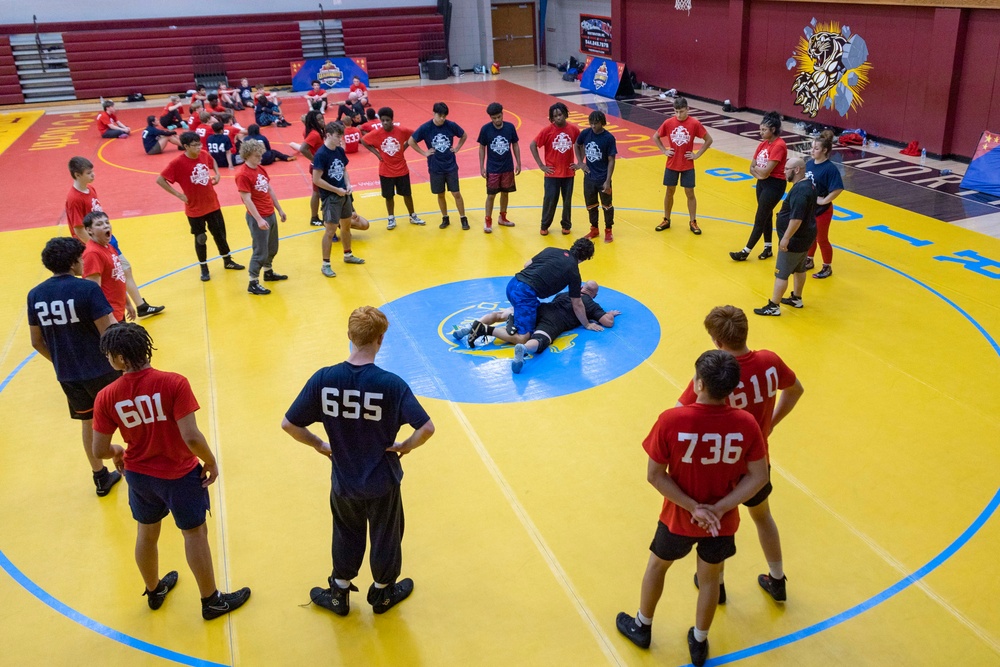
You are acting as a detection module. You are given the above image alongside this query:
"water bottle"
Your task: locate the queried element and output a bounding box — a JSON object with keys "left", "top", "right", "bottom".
{"left": 920, "top": 148, "right": 926, "bottom": 165}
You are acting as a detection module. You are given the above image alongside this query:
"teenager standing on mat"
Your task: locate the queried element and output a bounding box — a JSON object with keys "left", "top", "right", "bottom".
{"left": 235, "top": 139, "right": 288, "bottom": 295}
{"left": 361, "top": 107, "right": 424, "bottom": 230}
{"left": 530, "top": 102, "right": 580, "bottom": 236}
{"left": 730, "top": 111, "right": 787, "bottom": 262}
{"left": 575, "top": 110, "right": 617, "bottom": 243}
{"left": 804, "top": 130, "right": 844, "bottom": 279}
{"left": 312, "top": 121, "right": 369, "bottom": 277}
{"left": 408, "top": 102, "right": 469, "bottom": 230}
{"left": 653, "top": 97, "right": 713, "bottom": 235}
{"left": 477, "top": 102, "right": 520, "bottom": 234}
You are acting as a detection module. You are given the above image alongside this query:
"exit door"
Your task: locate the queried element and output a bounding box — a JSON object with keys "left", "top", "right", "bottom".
{"left": 491, "top": 3, "right": 536, "bottom": 67}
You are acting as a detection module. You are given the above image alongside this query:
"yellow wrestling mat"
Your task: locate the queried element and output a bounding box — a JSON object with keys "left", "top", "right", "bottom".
{"left": 2, "top": 144, "right": 999, "bottom": 666}
{"left": 0, "top": 110, "right": 44, "bottom": 154}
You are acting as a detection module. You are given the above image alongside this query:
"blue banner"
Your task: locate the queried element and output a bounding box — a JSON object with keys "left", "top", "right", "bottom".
{"left": 290, "top": 57, "right": 368, "bottom": 93}
{"left": 580, "top": 56, "right": 624, "bottom": 99}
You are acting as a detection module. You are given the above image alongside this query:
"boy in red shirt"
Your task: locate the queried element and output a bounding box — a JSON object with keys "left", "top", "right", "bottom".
{"left": 306, "top": 80, "right": 328, "bottom": 113}
{"left": 349, "top": 75, "right": 369, "bottom": 106}
{"left": 616, "top": 349, "right": 768, "bottom": 667}
{"left": 361, "top": 106, "right": 423, "bottom": 230}
{"left": 677, "top": 306, "right": 804, "bottom": 603}
{"left": 529, "top": 102, "right": 580, "bottom": 236}
{"left": 97, "top": 100, "right": 131, "bottom": 139}
{"left": 342, "top": 116, "right": 361, "bottom": 154}
{"left": 92, "top": 323, "right": 252, "bottom": 620}
{"left": 82, "top": 212, "right": 132, "bottom": 322}
{"left": 653, "top": 97, "right": 712, "bottom": 235}
{"left": 236, "top": 139, "right": 288, "bottom": 295}
{"left": 156, "top": 131, "right": 246, "bottom": 281}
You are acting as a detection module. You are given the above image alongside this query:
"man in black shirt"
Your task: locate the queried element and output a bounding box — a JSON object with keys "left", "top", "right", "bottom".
{"left": 754, "top": 157, "right": 817, "bottom": 316}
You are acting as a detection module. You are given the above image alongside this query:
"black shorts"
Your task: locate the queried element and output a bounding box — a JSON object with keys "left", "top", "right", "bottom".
{"left": 664, "top": 168, "right": 696, "bottom": 188}
{"left": 322, "top": 193, "right": 354, "bottom": 222}
{"left": 126, "top": 465, "right": 210, "bottom": 530}
{"left": 429, "top": 170, "right": 460, "bottom": 194}
{"left": 649, "top": 521, "right": 736, "bottom": 565}
{"left": 59, "top": 370, "right": 121, "bottom": 420}
{"left": 380, "top": 174, "right": 412, "bottom": 198}
{"left": 187, "top": 209, "right": 225, "bottom": 236}
{"left": 744, "top": 465, "right": 773, "bottom": 507}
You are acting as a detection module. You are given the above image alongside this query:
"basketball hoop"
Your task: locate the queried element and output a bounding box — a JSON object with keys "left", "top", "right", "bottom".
{"left": 675, "top": 0, "right": 691, "bottom": 14}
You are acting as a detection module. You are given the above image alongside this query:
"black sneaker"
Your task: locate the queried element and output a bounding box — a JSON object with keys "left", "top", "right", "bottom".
{"left": 460, "top": 217, "right": 470, "bottom": 230}
{"left": 687, "top": 627, "right": 709, "bottom": 667}
{"left": 758, "top": 573, "right": 787, "bottom": 602}
{"left": 439, "top": 216, "right": 450, "bottom": 229}
{"left": 780, "top": 293, "right": 803, "bottom": 309}
{"left": 504, "top": 314, "right": 517, "bottom": 336}
{"left": 729, "top": 249, "right": 749, "bottom": 261}
{"left": 467, "top": 320, "right": 488, "bottom": 349}
{"left": 693, "top": 573, "right": 726, "bottom": 604}
{"left": 200, "top": 266, "right": 211, "bottom": 282}
{"left": 202, "top": 588, "right": 252, "bottom": 620}
{"left": 247, "top": 281, "right": 271, "bottom": 295}
{"left": 758, "top": 246, "right": 773, "bottom": 260}
{"left": 136, "top": 303, "right": 166, "bottom": 318}
{"left": 367, "top": 579, "right": 413, "bottom": 614}
{"left": 753, "top": 300, "right": 781, "bottom": 316}
{"left": 94, "top": 467, "right": 122, "bottom": 497}
{"left": 223, "top": 258, "right": 245, "bottom": 270}
{"left": 263, "top": 269, "right": 287, "bottom": 281}
{"left": 310, "top": 579, "right": 358, "bottom": 617}
{"left": 309, "top": 217, "right": 324, "bottom": 227}
{"left": 615, "top": 612, "right": 651, "bottom": 649}
{"left": 145, "top": 571, "right": 178, "bottom": 610}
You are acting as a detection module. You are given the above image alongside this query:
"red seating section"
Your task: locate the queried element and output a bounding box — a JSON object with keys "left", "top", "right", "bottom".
{"left": 0, "top": 37, "right": 24, "bottom": 105}
{"left": 343, "top": 15, "right": 446, "bottom": 78}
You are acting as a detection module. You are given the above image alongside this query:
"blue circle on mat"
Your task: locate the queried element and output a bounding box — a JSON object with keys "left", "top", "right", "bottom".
{"left": 378, "top": 277, "right": 660, "bottom": 403}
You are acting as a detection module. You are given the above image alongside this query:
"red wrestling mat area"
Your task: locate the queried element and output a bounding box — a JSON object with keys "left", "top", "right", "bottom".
{"left": 2, "top": 80, "right": 662, "bottom": 232}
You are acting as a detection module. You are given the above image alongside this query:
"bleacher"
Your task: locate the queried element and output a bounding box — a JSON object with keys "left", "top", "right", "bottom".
{"left": 0, "top": 37, "right": 24, "bottom": 105}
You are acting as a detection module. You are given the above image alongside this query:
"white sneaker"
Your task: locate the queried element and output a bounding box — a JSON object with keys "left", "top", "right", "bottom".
{"left": 387, "top": 216, "right": 397, "bottom": 230}
{"left": 321, "top": 264, "right": 336, "bottom": 278}
{"left": 409, "top": 214, "right": 425, "bottom": 226}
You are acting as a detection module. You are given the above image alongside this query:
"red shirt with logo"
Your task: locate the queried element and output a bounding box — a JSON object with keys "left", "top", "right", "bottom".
{"left": 533, "top": 123, "right": 581, "bottom": 179}
{"left": 343, "top": 126, "right": 361, "bottom": 154}
{"left": 236, "top": 163, "right": 274, "bottom": 217}
{"left": 362, "top": 125, "right": 412, "bottom": 177}
{"left": 657, "top": 116, "right": 707, "bottom": 172}
{"left": 82, "top": 240, "right": 127, "bottom": 321}
{"left": 93, "top": 367, "right": 201, "bottom": 480}
{"left": 160, "top": 152, "right": 221, "bottom": 218}
{"left": 65, "top": 185, "right": 103, "bottom": 237}
{"left": 754, "top": 137, "right": 788, "bottom": 180}
{"left": 643, "top": 403, "right": 766, "bottom": 537}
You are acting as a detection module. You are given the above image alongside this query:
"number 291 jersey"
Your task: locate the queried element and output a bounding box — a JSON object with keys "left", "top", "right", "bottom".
{"left": 284, "top": 362, "right": 430, "bottom": 499}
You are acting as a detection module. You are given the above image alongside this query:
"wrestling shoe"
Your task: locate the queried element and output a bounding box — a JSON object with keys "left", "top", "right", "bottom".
{"left": 310, "top": 579, "right": 358, "bottom": 617}
{"left": 758, "top": 246, "right": 773, "bottom": 260}
{"left": 247, "top": 281, "right": 271, "bottom": 295}
{"left": 615, "top": 612, "right": 651, "bottom": 649}
{"left": 263, "top": 269, "right": 288, "bottom": 281}
{"left": 689, "top": 220, "right": 702, "bottom": 235}
{"left": 655, "top": 218, "right": 671, "bottom": 232}
{"left": 200, "top": 266, "right": 210, "bottom": 282}
{"left": 145, "top": 571, "right": 179, "bottom": 610}
{"left": 693, "top": 573, "right": 726, "bottom": 604}
{"left": 386, "top": 216, "right": 396, "bottom": 231}
{"left": 604, "top": 228, "right": 614, "bottom": 243}
{"left": 539, "top": 227, "right": 549, "bottom": 236}
{"left": 223, "top": 258, "right": 244, "bottom": 270}
{"left": 439, "top": 216, "right": 450, "bottom": 229}
{"left": 310, "top": 217, "right": 324, "bottom": 227}
{"left": 498, "top": 212, "right": 515, "bottom": 227}
{"left": 813, "top": 265, "right": 833, "bottom": 279}
{"left": 367, "top": 579, "right": 413, "bottom": 614}
{"left": 484, "top": 216, "right": 493, "bottom": 234}
{"left": 136, "top": 302, "right": 165, "bottom": 318}
{"left": 451, "top": 324, "right": 472, "bottom": 341}
{"left": 512, "top": 343, "right": 526, "bottom": 374}
{"left": 729, "top": 249, "right": 749, "bottom": 261}
{"left": 780, "top": 293, "right": 803, "bottom": 308}
{"left": 94, "top": 467, "right": 121, "bottom": 497}
{"left": 343, "top": 254, "right": 365, "bottom": 264}
{"left": 460, "top": 217, "right": 470, "bottom": 230}
{"left": 754, "top": 300, "right": 781, "bottom": 316}
{"left": 688, "top": 627, "right": 709, "bottom": 667}
{"left": 409, "top": 213, "right": 425, "bottom": 226}
{"left": 803, "top": 257, "right": 815, "bottom": 271}
{"left": 584, "top": 227, "right": 600, "bottom": 240}
{"left": 202, "top": 588, "right": 252, "bottom": 620}
{"left": 758, "top": 574, "right": 787, "bottom": 602}
{"left": 504, "top": 314, "right": 517, "bottom": 336}
{"left": 321, "top": 264, "right": 336, "bottom": 278}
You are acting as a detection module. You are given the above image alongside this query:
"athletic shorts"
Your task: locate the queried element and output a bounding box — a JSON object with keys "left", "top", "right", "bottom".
{"left": 744, "top": 464, "right": 773, "bottom": 507}
{"left": 774, "top": 249, "right": 809, "bottom": 280}
{"left": 322, "top": 193, "right": 354, "bottom": 222}
{"left": 429, "top": 170, "right": 460, "bottom": 194}
{"left": 505, "top": 277, "right": 539, "bottom": 336}
{"left": 59, "top": 369, "right": 122, "bottom": 420}
{"left": 126, "top": 465, "right": 210, "bottom": 530}
{"left": 380, "top": 174, "right": 412, "bottom": 198}
{"left": 146, "top": 142, "right": 164, "bottom": 155}
{"left": 486, "top": 171, "right": 516, "bottom": 194}
{"left": 650, "top": 521, "right": 736, "bottom": 565}
{"left": 663, "top": 168, "right": 695, "bottom": 188}
{"left": 187, "top": 209, "right": 225, "bottom": 236}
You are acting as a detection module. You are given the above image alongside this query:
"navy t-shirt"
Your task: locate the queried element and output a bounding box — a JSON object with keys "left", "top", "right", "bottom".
{"left": 477, "top": 121, "right": 519, "bottom": 174}
{"left": 312, "top": 144, "right": 349, "bottom": 198}
{"left": 576, "top": 128, "right": 617, "bottom": 184}
{"left": 805, "top": 159, "right": 845, "bottom": 215}
{"left": 285, "top": 362, "right": 430, "bottom": 499}
{"left": 515, "top": 247, "right": 582, "bottom": 299}
{"left": 142, "top": 126, "right": 172, "bottom": 153}
{"left": 412, "top": 119, "right": 465, "bottom": 174}
{"left": 775, "top": 179, "right": 818, "bottom": 252}
{"left": 206, "top": 133, "right": 233, "bottom": 167}
{"left": 247, "top": 133, "right": 272, "bottom": 152}
{"left": 27, "top": 275, "right": 114, "bottom": 382}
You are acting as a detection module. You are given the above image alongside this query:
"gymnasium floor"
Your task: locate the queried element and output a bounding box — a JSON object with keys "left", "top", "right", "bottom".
{"left": 1, "top": 69, "right": 999, "bottom": 667}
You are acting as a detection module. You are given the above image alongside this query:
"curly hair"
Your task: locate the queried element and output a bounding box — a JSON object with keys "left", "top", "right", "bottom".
{"left": 100, "top": 322, "right": 155, "bottom": 371}
{"left": 41, "top": 237, "right": 86, "bottom": 274}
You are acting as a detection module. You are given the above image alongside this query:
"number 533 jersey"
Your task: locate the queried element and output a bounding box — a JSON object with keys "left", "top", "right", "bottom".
{"left": 285, "top": 362, "right": 431, "bottom": 499}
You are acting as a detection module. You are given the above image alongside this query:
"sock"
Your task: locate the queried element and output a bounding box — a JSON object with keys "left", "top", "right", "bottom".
{"left": 742, "top": 246, "right": 751, "bottom": 253}
{"left": 768, "top": 561, "right": 784, "bottom": 579}
{"left": 92, "top": 466, "right": 108, "bottom": 479}
{"left": 693, "top": 627, "right": 709, "bottom": 643}
{"left": 200, "top": 262, "right": 209, "bottom": 272}
{"left": 343, "top": 251, "right": 353, "bottom": 258}
{"left": 636, "top": 611, "right": 652, "bottom": 626}
{"left": 334, "top": 578, "right": 351, "bottom": 589}
{"left": 322, "top": 259, "right": 331, "bottom": 265}
{"left": 483, "top": 325, "right": 495, "bottom": 336}
{"left": 373, "top": 582, "right": 388, "bottom": 590}
{"left": 764, "top": 242, "right": 772, "bottom": 247}
{"left": 201, "top": 590, "right": 220, "bottom": 604}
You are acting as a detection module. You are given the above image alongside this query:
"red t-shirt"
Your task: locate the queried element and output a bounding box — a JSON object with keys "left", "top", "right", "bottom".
{"left": 160, "top": 152, "right": 221, "bottom": 218}
{"left": 643, "top": 403, "right": 766, "bottom": 537}
{"left": 754, "top": 137, "right": 788, "bottom": 180}
{"left": 236, "top": 163, "right": 274, "bottom": 217}
{"left": 223, "top": 125, "right": 241, "bottom": 153}
{"left": 533, "top": 123, "right": 581, "bottom": 179}
{"left": 93, "top": 367, "right": 201, "bottom": 479}
{"left": 657, "top": 116, "right": 707, "bottom": 172}
{"left": 65, "top": 185, "right": 103, "bottom": 237}
{"left": 350, "top": 82, "right": 368, "bottom": 95}
{"left": 306, "top": 89, "right": 327, "bottom": 101}
{"left": 344, "top": 126, "right": 361, "bottom": 154}
{"left": 195, "top": 125, "right": 211, "bottom": 150}
{"left": 304, "top": 130, "right": 324, "bottom": 153}
{"left": 678, "top": 350, "right": 796, "bottom": 452}
{"left": 96, "top": 111, "right": 117, "bottom": 134}
{"left": 362, "top": 125, "right": 412, "bottom": 177}
{"left": 82, "top": 240, "right": 127, "bottom": 321}
{"left": 188, "top": 115, "right": 201, "bottom": 131}
{"left": 208, "top": 102, "right": 226, "bottom": 114}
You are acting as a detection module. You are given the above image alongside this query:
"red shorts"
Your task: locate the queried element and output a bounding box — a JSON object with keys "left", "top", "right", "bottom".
{"left": 486, "top": 171, "right": 516, "bottom": 195}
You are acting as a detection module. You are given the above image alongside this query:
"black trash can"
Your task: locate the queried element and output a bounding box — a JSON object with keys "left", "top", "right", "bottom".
{"left": 427, "top": 59, "right": 448, "bottom": 80}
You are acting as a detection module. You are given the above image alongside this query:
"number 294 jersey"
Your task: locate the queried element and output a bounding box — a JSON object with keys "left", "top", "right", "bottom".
{"left": 285, "top": 362, "right": 430, "bottom": 499}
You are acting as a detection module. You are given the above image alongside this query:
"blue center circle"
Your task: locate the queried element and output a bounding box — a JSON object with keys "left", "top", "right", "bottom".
{"left": 378, "top": 277, "right": 660, "bottom": 403}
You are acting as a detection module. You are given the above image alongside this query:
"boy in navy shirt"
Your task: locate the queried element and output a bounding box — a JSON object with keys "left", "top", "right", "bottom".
{"left": 312, "top": 121, "right": 370, "bottom": 277}
{"left": 27, "top": 237, "right": 122, "bottom": 497}
{"left": 142, "top": 115, "right": 181, "bottom": 155}
{"left": 575, "top": 110, "right": 617, "bottom": 243}
{"left": 206, "top": 122, "right": 235, "bottom": 169}
{"left": 477, "top": 102, "right": 521, "bottom": 234}
{"left": 408, "top": 102, "right": 470, "bottom": 230}
{"left": 282, "top": 306, "right": 435, "bottom": 616}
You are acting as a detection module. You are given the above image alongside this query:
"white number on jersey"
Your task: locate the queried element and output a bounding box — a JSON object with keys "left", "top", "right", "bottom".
{"left": 729, "top": 366, "right": 780, "bottom": 408}
{"left": 679, "top": 432, "right": 744, "bottom": 465}
{"left": 321, "top": 388, "right": 383, "bottom": 421}
{"left": 34, "top": 299, "right": 80, "bottom": 327}
{"left": 115, "top": 394, "right": 167, "bottom": 428}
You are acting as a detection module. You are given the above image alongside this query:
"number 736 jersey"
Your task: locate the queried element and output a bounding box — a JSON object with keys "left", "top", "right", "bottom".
{"left": 643, "top": 403, "right": 766, "bottom": 537}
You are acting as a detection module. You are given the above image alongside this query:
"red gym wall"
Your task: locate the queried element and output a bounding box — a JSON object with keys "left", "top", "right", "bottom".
{"left": 612, "top": 0, "right": 1000, "bottom": 159}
